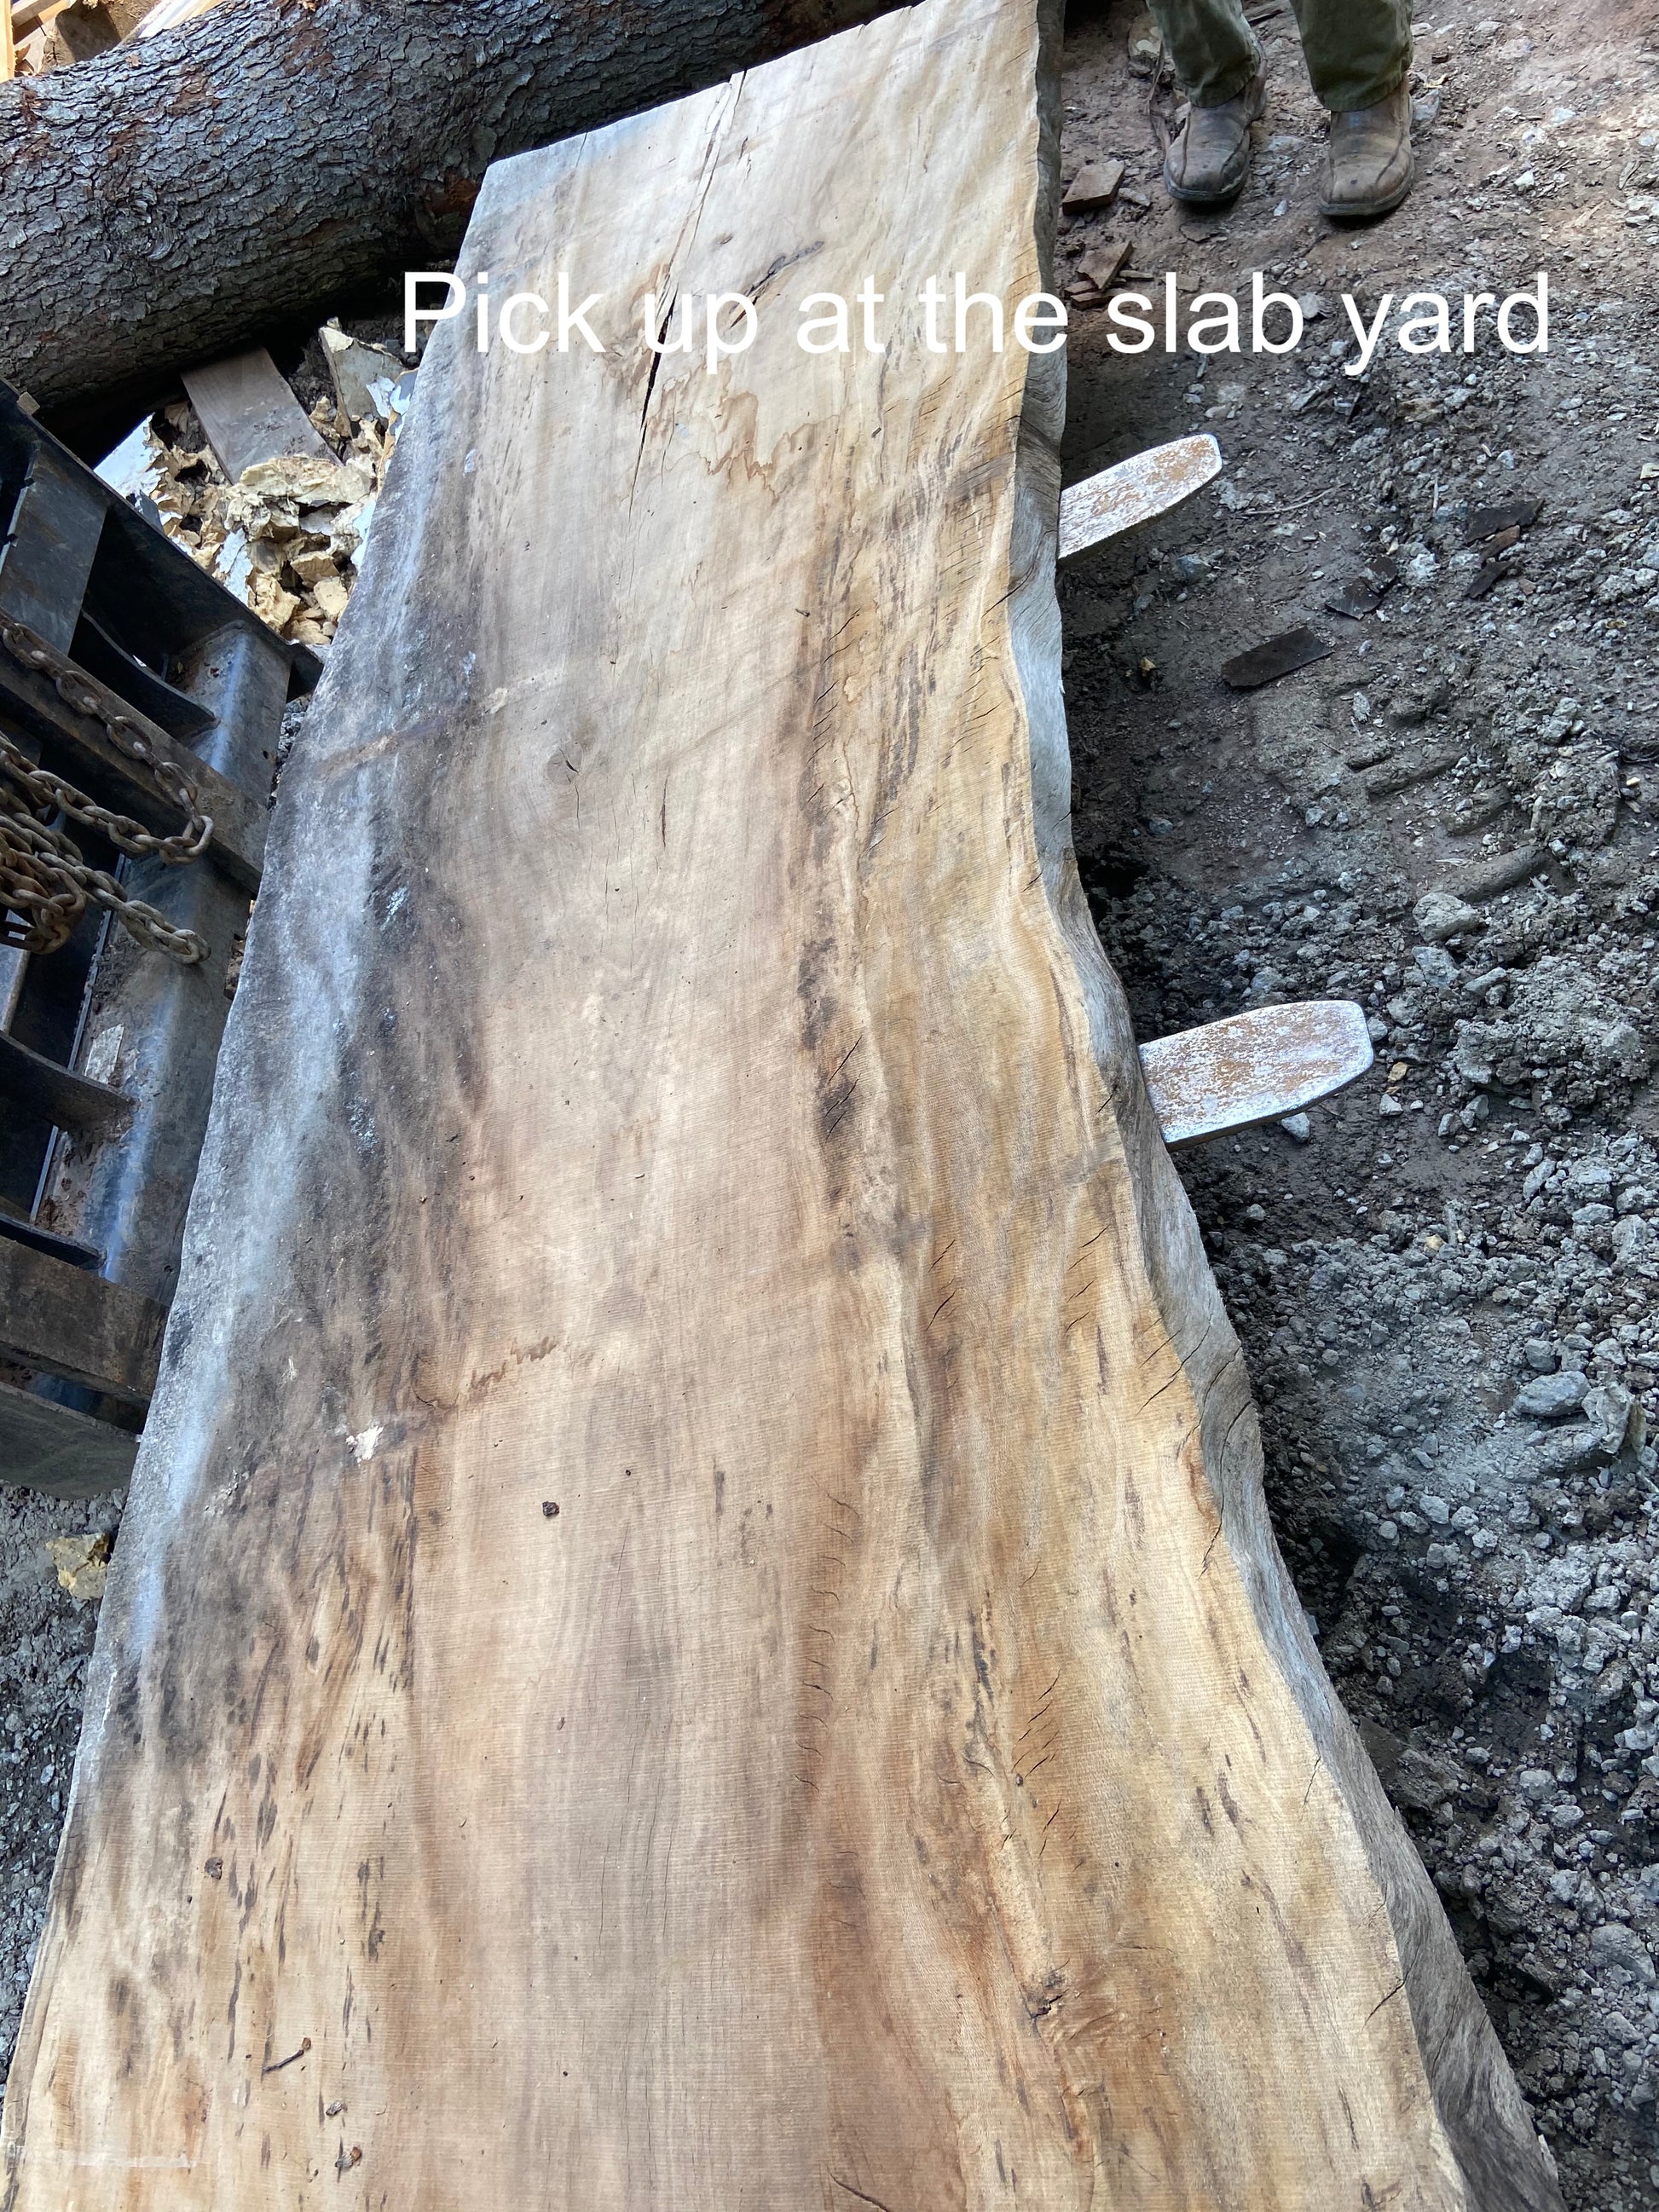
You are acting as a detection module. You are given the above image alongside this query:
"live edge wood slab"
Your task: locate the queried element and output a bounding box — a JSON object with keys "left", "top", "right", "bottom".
{"left": 2, "top": 2, "right": 1562, "bottom": 2205}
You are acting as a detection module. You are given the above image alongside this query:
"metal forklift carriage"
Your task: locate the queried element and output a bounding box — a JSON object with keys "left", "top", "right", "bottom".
{"left": 0, "top": 384, "right": 317, "bottom": 1493}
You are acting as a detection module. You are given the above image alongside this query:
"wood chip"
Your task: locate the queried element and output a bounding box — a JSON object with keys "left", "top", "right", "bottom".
{"left": 1062, "top": 157, "right": 1124, "bottom": 212}
{"left": 1075, "top": 239, "right": 1130, "bottom": 292}
{"left": 1464, "top": 495, "right": 1540, "bottom": 544}
{"left": 1465, "top": 557, "right": 1516, "bottom": 601}
{"left": 46, "top": 1532, "right": 110, "bottom": 1603}
{"left": 1220, "top": 627, "right": 1332, "bottom": 690}
{"left": 1323, "top": 557, "right": 1398, "bottom": 620}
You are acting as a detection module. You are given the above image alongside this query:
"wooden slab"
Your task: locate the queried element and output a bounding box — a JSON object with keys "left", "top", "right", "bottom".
{"left": 3, "top": 3, "right": 1560, "bottom": 2207}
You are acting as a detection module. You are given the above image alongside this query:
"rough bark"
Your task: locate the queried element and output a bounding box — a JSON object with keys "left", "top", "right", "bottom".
{"left": 0, "top": 0, "right": 915, "bottom": 452}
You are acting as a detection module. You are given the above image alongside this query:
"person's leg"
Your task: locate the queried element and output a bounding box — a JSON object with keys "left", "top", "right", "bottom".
{"left": 1147, "top": 0, "right": 1261, "bottom": 108}
{"left": 1291, "top": 0, "right": 1415, "bottom": 220}
{"left": 1289, "top": 0, "right": 1412, "bottom": 111}
{"left": 1148, "top": 0, "right": 1268, "bottom": 208}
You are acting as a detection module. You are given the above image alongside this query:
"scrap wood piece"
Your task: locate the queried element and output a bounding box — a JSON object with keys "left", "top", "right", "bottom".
{"left": 1465, "top": 494, "right": 1540, "bottom": 543}
{"left": 46, "top": 1530, "right": 110, "bottom": 1599}
{"left": 320, "top": 324, "right": 404, "bottom": 424}
{"left": 1324, "top": 556, "right": 1398, "bottom": 618}
{"left": 180, "top": 347, "right": 332, "bottom": 486}
{"left": 1222, "top": 622, "right": 1332, "bottom": 688}
{"left": 1072, "top": 236, "right": 1130, "bottom": 295}
{"left": 1058, "top": 431, "right": 1222, "bottom": 559}
{"left": 1061, "top": 155, "right": 1124, "bottom": 211}
{"left": 1141, "top": 1000, "right": 1373, "bottom": 1149}
{"left": 1325, "top": 575, "right": 1384, "bottom": 617}
{"left": 1465, "top": 554, "right": 1519, "bottom": 601}
{"left": 0, "top": 3, "right": 1562, "bottom": 2207}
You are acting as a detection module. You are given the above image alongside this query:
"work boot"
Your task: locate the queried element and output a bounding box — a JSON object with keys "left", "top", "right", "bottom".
{"left": 1320, "top": 82, "right": 1414, "bottom": 222}
{"left": 1162, "top": 71, "right": 1266, "bottom": 210}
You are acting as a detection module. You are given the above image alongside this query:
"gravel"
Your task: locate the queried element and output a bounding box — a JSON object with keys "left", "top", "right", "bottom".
{"left": 1061, "top": 1, "right": 1659, "bottom": 2200}
{"left": 0, "top": 1487, "right": 119, "bottom": 2068}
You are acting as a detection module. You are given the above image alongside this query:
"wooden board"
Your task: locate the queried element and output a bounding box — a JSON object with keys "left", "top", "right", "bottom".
{"left": 2, "top": 3, "right": 1562, "bottom": 2206}
{"left": 0, "top": 1377, "right": 137, "bottom": 1496}
{"left": 180, "top": 346, "right": 332, "bottom": 485}
{"left": 0, "top": 1239, "right": 163, "bottom": 1403}
{"left": 1140, "top": 999, "right": 1374, "bottom": 1149}
{"left": 1057, "top": 432, "right": 1222, "bottom": 559}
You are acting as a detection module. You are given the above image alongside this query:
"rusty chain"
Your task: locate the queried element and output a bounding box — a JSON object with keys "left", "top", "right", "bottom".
{"left": 0, "top": 611, "right": 213, "bottom": 838}
{"left": 0, "top": 615, "right": 213, "bottom": 965}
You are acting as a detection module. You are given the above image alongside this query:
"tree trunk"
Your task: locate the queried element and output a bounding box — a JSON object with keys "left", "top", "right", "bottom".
{"left": 0, "top": 0, "right": 913, "bottom": 453}
{"left": 3, "top": 3, "right": 1563, "bottom": 2203}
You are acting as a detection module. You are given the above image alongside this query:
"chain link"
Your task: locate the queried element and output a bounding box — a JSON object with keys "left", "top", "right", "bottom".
{"left": 0, "top": 616, "right": 214, "bottom": 966}
{"left": 0, "top": 790, "right": 207, "bottom": 963}
{"left": 0, "top": 611, "right": 214, "bottom": 844}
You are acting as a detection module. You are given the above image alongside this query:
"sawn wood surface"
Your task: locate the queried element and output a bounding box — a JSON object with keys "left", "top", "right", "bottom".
{"left": 2, "top": 1, "right": 1563, "bottom": 2203}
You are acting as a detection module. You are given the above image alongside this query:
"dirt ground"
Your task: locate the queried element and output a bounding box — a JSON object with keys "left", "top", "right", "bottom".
{"left": 4, "top": 0, "right": 1659, "bottom": 2200}
{"left": 1059, "top": 0, "right": 1659, "bottom": 2201}
{"left": 0, "top": 1488, "right": 117, "bottom": 2074}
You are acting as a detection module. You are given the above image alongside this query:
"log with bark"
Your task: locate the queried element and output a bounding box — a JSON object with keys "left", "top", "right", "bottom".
{"left": 2, "top": 1, "right": 1564, "bottom": 2203}
{"left": 0, "top": 0, "right": 916, "bottom": 454}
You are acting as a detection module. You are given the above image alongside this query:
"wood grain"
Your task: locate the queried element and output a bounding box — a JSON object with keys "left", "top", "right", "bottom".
{"left": 180, "top": 347, "right": 332, "bottom": 485}
{"left": 2, "top": 2, "right": 1561, "bottom": 2204}
{"left": 0, "top": 1239, "right": 163, "bottom": 1402}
